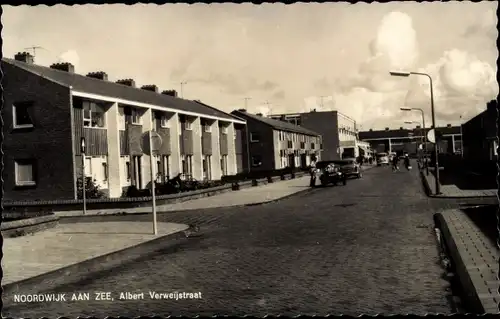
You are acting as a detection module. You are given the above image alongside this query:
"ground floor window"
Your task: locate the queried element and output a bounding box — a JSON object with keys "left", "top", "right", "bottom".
{"left": 251, "top": 155, "right": 262, "bottom": 167}
{"left": 220, "top": 155, "right": 228, "bottom": 176}
{"left": 203, "top": 155, "right": 212, "bottom": 180}
{"left": 14, "top": 159, "right": 36, "bottom": 186}
{"left": 181, "top": 155, "right": 193, "bottom": 179}
{"left": 162, "top": 155, "right": 170, "bottom": 181}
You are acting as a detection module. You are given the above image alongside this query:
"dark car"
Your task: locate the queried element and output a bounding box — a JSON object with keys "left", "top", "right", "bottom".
{"left": 314, "top": 161, "right": 347, "bottom": 186}
{"left": 333, "top": 159, "right": 362, "bottom": 179}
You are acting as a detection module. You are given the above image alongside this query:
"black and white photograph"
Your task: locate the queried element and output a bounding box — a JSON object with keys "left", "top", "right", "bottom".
{"left": 1, "top": 2, "right": 499, "bottom": 317}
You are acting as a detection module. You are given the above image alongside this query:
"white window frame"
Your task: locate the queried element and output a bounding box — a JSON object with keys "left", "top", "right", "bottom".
{"left": 250, "top": 132, "right": 260, "bottom": 142}
{"left": 131, "top": 108, "right": 141, "bottom": 125}
{"left": 221, "top": 126, "right": 228, "bottom": 134}
{"left": 184, "top": 121, "right": 193, "bottom": 130}
{"left": 204, "top": 123, "right": 212, "bottom": 132}
{"left": 160, "top": 115, "right": 169, "bottom": 128}
{"left": 13, "top": 102, "right": 34, "bottom": 129}
{"left": 14, "top": 159, "right": 36, "bottom": 186}
{"left": 251, "top": 156, "right": 262, "bottom": 167}
{"left": 83, "top": 101, "right": 107, "bottom": 128}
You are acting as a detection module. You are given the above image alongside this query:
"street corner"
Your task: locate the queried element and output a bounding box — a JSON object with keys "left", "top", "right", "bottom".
{"left": 2, "top": 221, "right": 191, "bottom": 298}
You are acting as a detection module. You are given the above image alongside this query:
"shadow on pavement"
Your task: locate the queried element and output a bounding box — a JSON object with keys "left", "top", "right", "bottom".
{"left": 434, "top": 170, "right": 497, "bottom": 190}
{"left": 460, "top": 204, "right": 499, "bottom": 249}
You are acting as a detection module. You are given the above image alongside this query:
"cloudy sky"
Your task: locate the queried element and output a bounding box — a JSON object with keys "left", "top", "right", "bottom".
{"left": 2, "top": 2, "right": 498, "bottom": 130}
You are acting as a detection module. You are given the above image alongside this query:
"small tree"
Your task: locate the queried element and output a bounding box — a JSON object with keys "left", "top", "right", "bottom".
{"left": 77, "top": 176, "right": 106, "bottom": 199}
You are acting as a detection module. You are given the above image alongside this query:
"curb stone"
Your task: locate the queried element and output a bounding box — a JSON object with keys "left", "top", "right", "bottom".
{"left": 420, "top": 171, "right": 497, "bottom": 199}
{"left": 434, "top": 210, "right": 500, "bottom": 314}
{"left": 2, "top": 224, "right": 192, "bottom": 300}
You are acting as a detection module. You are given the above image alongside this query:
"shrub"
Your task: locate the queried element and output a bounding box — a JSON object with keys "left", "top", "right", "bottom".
{"left": 77, "top": 176, "right": 107, "bottom": 199}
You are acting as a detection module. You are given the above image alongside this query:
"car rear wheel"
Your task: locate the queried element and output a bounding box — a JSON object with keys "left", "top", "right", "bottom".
{"left": 357, "top": 172, "right": 362, "bottom": 178}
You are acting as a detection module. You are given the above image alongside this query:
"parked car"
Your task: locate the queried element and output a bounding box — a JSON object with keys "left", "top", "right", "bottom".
{"left": 376, "top": 152, "right": 389, "bottom": 166}
{"left": 333, "top": 159, "right": 362, "bottom": 179}
{"left": 314, "top": 161, "right": 347, "bottom": 186}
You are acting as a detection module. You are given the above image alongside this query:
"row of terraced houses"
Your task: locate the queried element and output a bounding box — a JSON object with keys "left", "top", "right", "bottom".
{"left": 3, "top": 52, "right": 323, "bottom": 202}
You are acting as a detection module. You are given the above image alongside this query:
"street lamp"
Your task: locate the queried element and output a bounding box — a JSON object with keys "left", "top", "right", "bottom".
{"left": 392, "top": 70, "right": 440, "bottom": 194}
{"left": 404, "top": 120, "right": 423, "bottom": 163}
{"left": 400, "top": 107, "right": 428, "bottom": 175}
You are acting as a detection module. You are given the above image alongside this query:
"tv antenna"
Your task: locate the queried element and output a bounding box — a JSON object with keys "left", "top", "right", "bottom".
{"left": 24, "top": 46, "right": 44, "bottom": 57}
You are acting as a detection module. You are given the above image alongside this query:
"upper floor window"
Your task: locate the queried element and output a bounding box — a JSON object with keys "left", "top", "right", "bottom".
{"left": 160, "top": 115, "right": 169, "bottom": 128}
{"left": 184, "top": 121, "right": 192, "bottom": 130}
{"left": 250, "top": 132, "right": 260, "bottom": 142}
{"left": 204, "top": 123, "right": 212, "bottom": 132}
{"left": 13, "top": 101, "right": 34, "bottom": 129}
{"left": 130, "top": 108, "right": 141, "bottom": 125}
{"left": 221, "top": 126, "right": 228, "bottom": 134}
{"left": 83, "top": 101, "right": 106, "bottom": 128}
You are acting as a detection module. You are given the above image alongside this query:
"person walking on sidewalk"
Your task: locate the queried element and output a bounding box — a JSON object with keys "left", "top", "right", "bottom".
{"left": 309, "top": 155, "right": 318, "bottom": 187}
{"left": 403, "top": 153, "right": 411, "bottom": 170}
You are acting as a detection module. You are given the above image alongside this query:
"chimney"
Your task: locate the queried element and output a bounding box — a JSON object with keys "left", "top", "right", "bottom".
{"left": 399, "top": 127, "right": 403, "bottom": 130}
{"left": 237, "top": 109, "right": 246, "bottom": 112}
{"left": 141, "top": 85, "right": 159, "bottom": 93}
{"left": 86, "top": 71, "right": 108, "bottom": 81}
{"left": 161, "top": 90, "right": 178, "bottom": 97}
{"left": 50, "top": 62, "right": 75, "bottom": 73}
{"left": 116, "top": 79, "right": 136, "bottom": 87}
{"left": 447, "top": 124, "right": 451, "bottom": 128}
{"left": 369, "top": 129, "right": 373, "bottom": 132}
{"left": 416, "top": 125, "right": 421, "bottom": 129}
{"left": 256, "top": 113, "right": 263, "bottom": 117}
{"left": 14, "top": 52, "right": 34, "bottom": 64}
{"left": 385, "top": 127, "right": 389, "bottom": 131}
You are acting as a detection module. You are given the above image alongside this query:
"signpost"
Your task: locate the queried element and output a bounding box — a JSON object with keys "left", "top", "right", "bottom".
{"left": 141, "top": 131, "right": 163, "bottom": 235}
{"left": 80, "top": 137, "right": 87, "bottom": 215}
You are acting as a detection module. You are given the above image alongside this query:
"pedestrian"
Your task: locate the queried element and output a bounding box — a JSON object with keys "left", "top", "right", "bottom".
{"left": 392, "top": 154, "right": 400, "bottom": 172}
{"left": 309, "top": 155, "right": 317, "bottom": 187}
{"left": 404, "top": 153, "right": 411, "bottom": 170}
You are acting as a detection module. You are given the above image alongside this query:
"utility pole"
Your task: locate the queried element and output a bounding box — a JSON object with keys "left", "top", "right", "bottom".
{"left": 264, "top": 100, "right": 272, "bottom": 115}
{"left": 244, "top": 97, "right": 251, "bottom": 109}
{"left": 179, "top": 81, "right": 187, "bottom": 98}
{"left": 319, "top": 96, "right": 326, "bottom": 108}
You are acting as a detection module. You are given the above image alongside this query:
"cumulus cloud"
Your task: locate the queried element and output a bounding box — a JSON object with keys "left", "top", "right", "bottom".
{"left": 58, "top": 49, "right": 80, "bottom": 68}
{"left": 310, "top": 11, "right": 420, "bottom": 129}
{"left": 404, "top": 49, "right": 498, "bottom": 125}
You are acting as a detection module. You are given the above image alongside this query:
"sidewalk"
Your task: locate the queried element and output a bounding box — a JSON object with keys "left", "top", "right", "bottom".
{"left": 2, "top": 222, "right": 188, "bottom": 289}
{"left": 422, "top": 171, "right": 497, "bottom": 198}
{"left": 435, "top": 209, "right": 499, "bottom": 313}
{"left": 56, "top": 175, "right": 314, "bottom": 216}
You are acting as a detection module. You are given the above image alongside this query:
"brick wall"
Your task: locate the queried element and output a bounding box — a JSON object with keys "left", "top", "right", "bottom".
{"left": 2, "top": 62, "right": 75, "bottom": 201}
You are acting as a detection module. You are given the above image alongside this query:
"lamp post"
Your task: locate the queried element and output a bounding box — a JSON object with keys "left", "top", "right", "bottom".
{"left": 400, "top": 107, "right": 428, "bottom": 175}
{"left": 391, "top": 71, "right": 440, "bottom": 194}
{"left": 404, "top": 120, "right": 423, "bottom": 164}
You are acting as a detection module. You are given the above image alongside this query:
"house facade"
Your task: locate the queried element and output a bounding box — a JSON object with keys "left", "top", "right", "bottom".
{"left": 3, "top": 52, "right": 245, "bottom": 201}
{"left": 268, "top": 110, "right": 359, "bottom": 160}
{"left": 230, "top": 110, "right": 322, "bottom": 171}
{"left": 462, "top": 100, "right": 498, "bottom": 162}
{"left": 359, "top": 125, "right": 462, "bottom": 156}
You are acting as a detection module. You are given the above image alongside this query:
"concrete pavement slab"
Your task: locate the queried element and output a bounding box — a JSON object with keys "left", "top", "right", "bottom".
{"left": 435, "top": 209, "right": 500, "bottom": 313}
{"left": 2, "top": 221, "right": 189, "bottom": 295}
{"left": 423, "top": 172, "right": 497, "bottom": 198}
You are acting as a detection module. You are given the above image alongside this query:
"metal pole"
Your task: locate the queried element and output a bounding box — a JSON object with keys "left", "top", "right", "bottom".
{"left": 149, "top": 131, "right": 158, "bottom": 235}
{"left": 82, "top": 154, "right": 87, "bottom": 215}
{"left": 460, "top": 116, "right": 464, "bottom": 158}
{"left": 418, "top": 108, "right": 429, "bottom": 175}
{"left": 427, "top": 74, "right": 441, "bottom": 195}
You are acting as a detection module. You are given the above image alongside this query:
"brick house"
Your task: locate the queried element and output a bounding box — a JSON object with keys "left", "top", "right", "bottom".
{"left": 3, "top": 52, "right": 246, "bottom": 201}
{"left": 230, "top": 109, "right": 322, "bottom": 171}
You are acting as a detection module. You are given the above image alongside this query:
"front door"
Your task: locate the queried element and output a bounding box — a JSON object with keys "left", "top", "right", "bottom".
{"left": 300, "top": 154, "right": 307, "bottom": 168}
{"left": 288, "top": 154, "right": 295, "bottom": 169}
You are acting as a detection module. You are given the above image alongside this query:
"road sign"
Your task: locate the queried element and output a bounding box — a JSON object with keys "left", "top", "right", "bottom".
{"left": 80, "top": 137, "right": 86, "bottom": 154}
{"left": 427, "top": 129, "right": 436, "bottom": 143}
{"left": 141, "top": 131, "right": 163, "bottom": 156}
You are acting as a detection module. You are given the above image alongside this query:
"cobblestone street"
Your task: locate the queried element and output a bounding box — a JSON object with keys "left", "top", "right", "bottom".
{"left": 4, "top": 164, "right": 479, "bottom": 317}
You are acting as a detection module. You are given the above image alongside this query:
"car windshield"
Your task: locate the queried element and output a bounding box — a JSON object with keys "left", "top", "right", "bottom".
{"left": 316, "top": 161, "right": 336, "bottom": 169}
{"left": 332, "top": 160, "right": 353, "bottom": 166}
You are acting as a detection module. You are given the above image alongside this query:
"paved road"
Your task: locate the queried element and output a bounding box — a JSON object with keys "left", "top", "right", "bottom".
{"left": 4, "top": 163, "right": 493, "bottom": 317}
